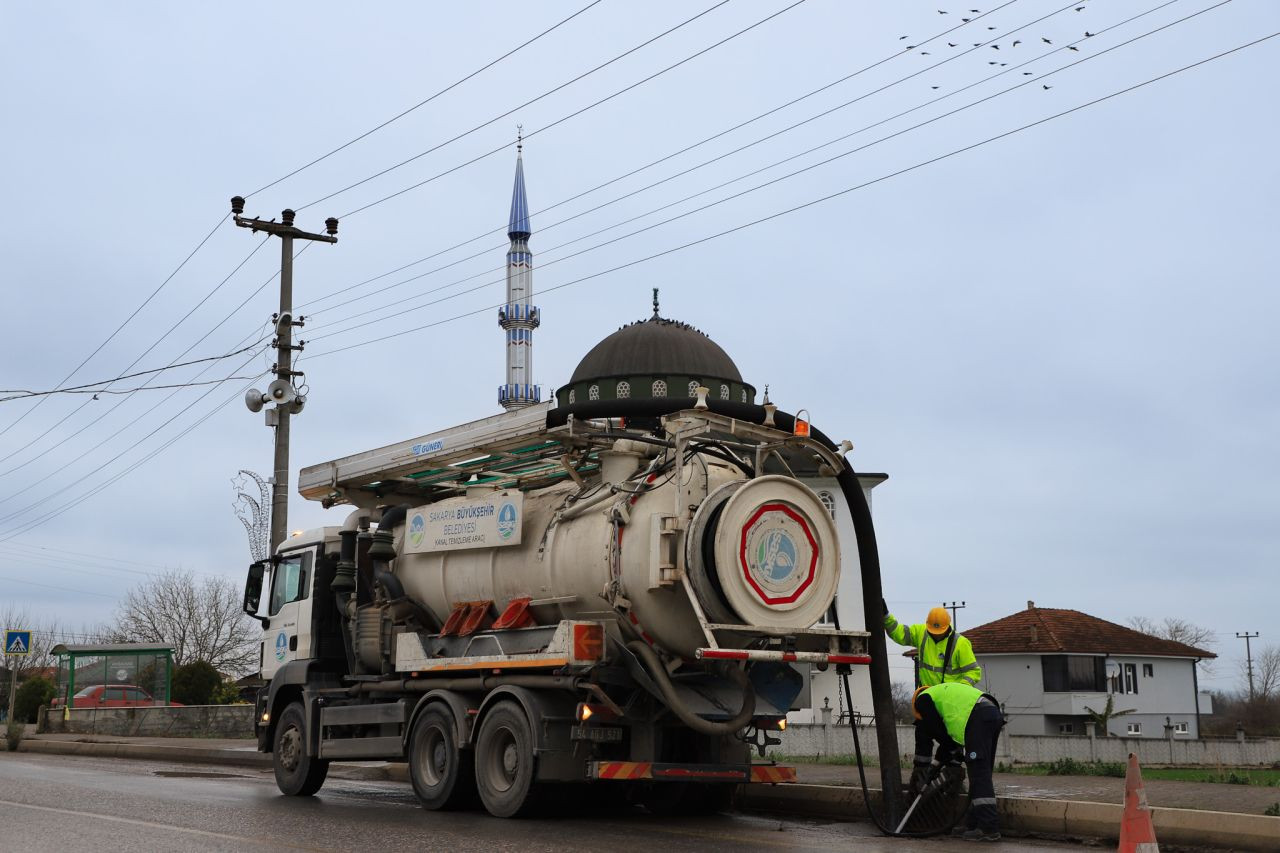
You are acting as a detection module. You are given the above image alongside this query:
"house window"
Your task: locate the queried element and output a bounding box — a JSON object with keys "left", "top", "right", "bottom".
{"left": 1058, "top": 723, "right": 1074, "bottom": 735}
{"left": 1123, "top": 663, "right": 1139, "bottom": 695}
{"left": 652, "top": 380, "right": 667, "bottom": 397}
{"left": 589, "top": 385, "right": 599, "bottom": 401}
{"left": 1041, "top": 655, "right": 1106, "bottom": 692}
{"left": 1173, "top": 722, "right": 1188, "bottom": 734}
{"left": 1142, "top": 663, "right": 1154, "bottom": 678}
{"left": 818, "top": 491, "right": 836, "bottom": 519}
{"left": 688, "top": 381, "right": 700, "bottom": 397}
{"left": 616, "top": 381, "right": 630, "bottom": 399}
{"left": 1126, "top": 722, "right": 1142, "bottom": 736}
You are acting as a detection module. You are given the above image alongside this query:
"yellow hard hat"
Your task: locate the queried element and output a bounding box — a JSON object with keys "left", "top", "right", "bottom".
{"left": 911, "top": 686, "right": 928, "bottom": 720}
{"left": 926, "top": 606, "right": 951, "bottom": 637}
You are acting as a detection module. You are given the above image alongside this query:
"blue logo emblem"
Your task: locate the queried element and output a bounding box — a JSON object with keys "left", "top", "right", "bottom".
{"left": 408, "top": 513, "right": 425, "bottom": 547}
{"left": 757, "top": 530, "right": 797, "bottom": 583}
{"left": 275, "top": 631, "right": 288, "bottom": 662}
{"left": 497, "top": 502, "right": 518, "bottom": 540}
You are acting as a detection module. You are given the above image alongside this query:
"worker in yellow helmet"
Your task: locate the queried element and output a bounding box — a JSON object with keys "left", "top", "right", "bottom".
{"left": 912, "top": 683, "right": 1006, "bottom": 842}
{"left": 883, "top": 602, "right": 983, "bottom": 689}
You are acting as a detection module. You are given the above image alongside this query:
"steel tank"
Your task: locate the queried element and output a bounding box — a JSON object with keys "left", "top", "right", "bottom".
{"left": 391, "top": 455, "right": 840, "bottom": 658}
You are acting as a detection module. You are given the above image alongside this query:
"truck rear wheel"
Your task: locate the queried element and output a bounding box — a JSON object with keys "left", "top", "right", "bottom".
{"left": 474, "top": 700, "right": 537, "bottom": 818}
{"left": 273, "top": 701, "right": 329, "bottom": 796}
{"left": 408, "top": 705, "right": 476, "bottom": 810}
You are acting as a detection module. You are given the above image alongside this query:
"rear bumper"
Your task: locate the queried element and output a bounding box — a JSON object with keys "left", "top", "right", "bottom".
{"left": 588, "top": 761, "right": 797, "bottom": 784}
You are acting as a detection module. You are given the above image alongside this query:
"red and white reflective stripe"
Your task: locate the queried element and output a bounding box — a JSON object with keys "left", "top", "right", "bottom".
{"left": 749, "top": 765, "right": 798, "bottom": 784}
{"left": 696, "top": 648, "right": 871, "bottom": 665}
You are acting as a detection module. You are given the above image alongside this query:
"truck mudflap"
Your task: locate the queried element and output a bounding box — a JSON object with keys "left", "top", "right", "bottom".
{"left": 588, "top": 761, "right": 797, "bottom": 784}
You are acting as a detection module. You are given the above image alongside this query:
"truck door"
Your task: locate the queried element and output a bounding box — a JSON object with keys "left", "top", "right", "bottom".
{"left": 261, "top": 548, "right": 315, "bottom": 680}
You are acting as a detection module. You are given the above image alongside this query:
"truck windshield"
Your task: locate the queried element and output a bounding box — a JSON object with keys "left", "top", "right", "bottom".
{"left": 269, "top": 551, "right": 312, "bottom": 616}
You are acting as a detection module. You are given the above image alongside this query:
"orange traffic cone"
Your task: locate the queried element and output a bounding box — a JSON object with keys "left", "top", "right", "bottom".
{"left": 1118, "top": 752, "right": 1159, "bottom": 853}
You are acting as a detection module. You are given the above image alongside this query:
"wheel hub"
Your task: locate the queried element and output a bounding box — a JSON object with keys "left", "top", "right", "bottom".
{"left": 279, "top": 726, "right": 301, "bottom": 771}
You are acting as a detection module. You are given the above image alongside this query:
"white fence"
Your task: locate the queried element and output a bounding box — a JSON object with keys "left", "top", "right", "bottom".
{"left": 775, "top": 719, "right": 1280, "bottom": 767}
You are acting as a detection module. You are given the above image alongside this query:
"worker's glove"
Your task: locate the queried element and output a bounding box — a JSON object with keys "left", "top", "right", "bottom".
{"left": 909, "top": 763, "right": 931, "bottom": 795}
{"left": 940, "top": 762, "right": 966, "bottom": 788}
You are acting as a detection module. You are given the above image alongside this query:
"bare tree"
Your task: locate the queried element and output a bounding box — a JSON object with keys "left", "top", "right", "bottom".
{"left": 890, "top": 680, "right": 914, "bottom": 724}
{"left": 1246, "top": 644, "right": 1280, "bottom": 701}
{"left": 1127, "top": 616, "right": 1217, "bottom": 673}
{"left": 110, "top": 569, "right": 257, "bottom": 674}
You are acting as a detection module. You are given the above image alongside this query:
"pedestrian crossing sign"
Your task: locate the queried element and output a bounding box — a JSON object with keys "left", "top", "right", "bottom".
{"left": 5, "top": 630, "right": 31, "bottom": 656}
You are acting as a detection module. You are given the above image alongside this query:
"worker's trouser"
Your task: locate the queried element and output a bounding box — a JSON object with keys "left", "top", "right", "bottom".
{"left": 962, "top": 700, "right": 1004, "bottom": 831}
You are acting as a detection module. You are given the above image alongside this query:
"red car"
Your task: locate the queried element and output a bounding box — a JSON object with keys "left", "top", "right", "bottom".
{"left": 51, "top": 684, "right": 182, "bottom": 708}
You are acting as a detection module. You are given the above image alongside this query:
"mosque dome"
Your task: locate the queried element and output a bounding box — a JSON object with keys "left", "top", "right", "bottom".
{"left": 555, "top": 292, "right": 755, "bottom": 409}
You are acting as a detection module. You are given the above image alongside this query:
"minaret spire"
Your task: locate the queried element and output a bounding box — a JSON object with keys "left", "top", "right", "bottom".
{"left": 498, "top": 132, "right": 539, "bottom": 410}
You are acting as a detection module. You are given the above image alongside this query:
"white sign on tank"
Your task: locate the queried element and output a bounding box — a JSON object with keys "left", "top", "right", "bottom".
{"left": 403, "top": 492, "right": 523, "bottom": 553}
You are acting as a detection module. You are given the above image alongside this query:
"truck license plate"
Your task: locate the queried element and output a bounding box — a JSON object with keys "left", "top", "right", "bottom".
{"left": 571, "top": 725, "right": 623, "bottom": 742}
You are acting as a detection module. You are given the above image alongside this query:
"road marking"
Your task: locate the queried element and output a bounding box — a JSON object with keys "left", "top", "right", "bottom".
{"left": 0, "top": 797, "right": 332, "bottom": 850}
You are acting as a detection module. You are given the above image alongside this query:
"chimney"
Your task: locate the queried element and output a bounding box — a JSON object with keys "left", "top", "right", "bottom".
{"left": 1027, "top": 600, "right": 1035, "bottom": 610}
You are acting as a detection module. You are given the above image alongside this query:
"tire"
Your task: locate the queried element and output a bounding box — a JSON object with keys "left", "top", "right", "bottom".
{"left": 474, "top": 700, "right": 538, "bottom": 818}
{"left": 272, "top": 701, "right": 329, "bottom": 796}
{"left": 408, "top": 705, "right": 476, "bottom": 810}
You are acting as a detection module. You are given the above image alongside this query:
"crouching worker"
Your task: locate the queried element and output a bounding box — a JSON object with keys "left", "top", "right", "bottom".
{"left": 912, "top": 682, "right": 1006, "bottom": 842}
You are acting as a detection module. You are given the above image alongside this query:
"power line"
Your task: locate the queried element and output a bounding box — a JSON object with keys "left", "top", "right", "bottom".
{"left": 0, "top": 369, "right": 271, "bottom": 543}
{"left": 292, "top": 0, "right": 1024, "bottom": 312}
{"left": 0, "top": 234, "right": 271, "bottom": 471}
{"left": 0, "top": 343, "right": 267, "bottom": 402}
{"left": 305, "top": 28, "right": 1276, "bottom": 362}
{"left": 296, "top": 0, "right": 737, "bottom": 213}
{"left": 304, "top": 0, "right": 1142, "bottom": 333}
{"left": 0, "top": 212, "right": 228, "bottom": 440}
{"left": 0, "top": 541, "right": 175, "bottom": 572}
{"left": 0, "top": 346, "right": 272, "bottom": 528}
{"left": 245, "top": 0, "right": 606, "bottom": 199}
{"left": 307, "top": 0, "right": 1223, "bottom": 345}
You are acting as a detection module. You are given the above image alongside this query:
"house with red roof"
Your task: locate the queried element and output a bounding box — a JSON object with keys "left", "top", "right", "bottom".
{"left": 965, "top": 602, "right": 1215, "bottom": 738}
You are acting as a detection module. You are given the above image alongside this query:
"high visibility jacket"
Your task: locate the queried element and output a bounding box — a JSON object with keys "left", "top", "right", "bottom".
{"left": 884, "top": 612, "right": 983, "bottom": 687}
{"left": 920, "top": 682, "right": 987, "bottom": 748}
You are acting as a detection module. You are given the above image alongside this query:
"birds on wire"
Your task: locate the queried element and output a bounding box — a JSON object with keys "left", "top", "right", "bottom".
{"left": 895, "top": 4, "right": 1092, "bottom": 93}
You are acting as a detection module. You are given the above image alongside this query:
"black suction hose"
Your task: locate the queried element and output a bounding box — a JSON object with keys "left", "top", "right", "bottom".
{"left": 626, "top": 641, "right": 756, "bottom": 736}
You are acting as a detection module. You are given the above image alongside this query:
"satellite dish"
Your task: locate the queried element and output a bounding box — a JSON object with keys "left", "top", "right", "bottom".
{"left": 245, "top": 389, "right": 266, "bottom": 413}
{"left": 267, "top": 379, "right": 297, "bottom": 405}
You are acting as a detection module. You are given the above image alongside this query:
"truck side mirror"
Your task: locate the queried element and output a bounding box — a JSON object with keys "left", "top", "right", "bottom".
{"left": 243, "top": 561, "right": 269, "bottom": 625}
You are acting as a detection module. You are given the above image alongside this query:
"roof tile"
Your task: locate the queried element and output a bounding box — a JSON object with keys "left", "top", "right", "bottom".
{"left": 965, "top": 606, "right": 1215, "bottom": 659}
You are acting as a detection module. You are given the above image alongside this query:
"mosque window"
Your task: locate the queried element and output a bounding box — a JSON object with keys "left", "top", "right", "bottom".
{"left": 818, "top": 491, "right": 836, "bottom": 520}
{"left": 688, "top": 381, "right": 700, "bottom": 397}
{"left": 741, "top": 389, "right": 748, "bottom": 403}
{"left": 652, "top": 380, "right": 667, "bottom": 397}
{"left": 589, "top": 385, "right": 599, "bottom": 401}
{"left": 720, "top": 384, "right": 729, "bottom": 400}
{"left": 568, "top": 390, "right": 575, "bottom": 405}
{"left": 617, "top": 381, "right": 630, "bottom": 399}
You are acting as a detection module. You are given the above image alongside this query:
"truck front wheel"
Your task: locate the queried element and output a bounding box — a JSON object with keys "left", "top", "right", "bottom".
{"left": 474, "top": 700, "right": 537, "bottom": 818}
{"left": 273, "top": 701, "right": 329, "bottom": 796}
{"left": 408, "top": 705, "right": 476, "bottom": 810}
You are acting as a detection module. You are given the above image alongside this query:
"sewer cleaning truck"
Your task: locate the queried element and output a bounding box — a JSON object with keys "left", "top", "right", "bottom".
{"left": 243, "top": 397, "right": 897, "bottom": 817}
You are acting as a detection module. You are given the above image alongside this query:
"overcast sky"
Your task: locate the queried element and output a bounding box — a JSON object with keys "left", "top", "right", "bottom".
{"left": 1, "top": 1, "right": 1276, "bottom": 690}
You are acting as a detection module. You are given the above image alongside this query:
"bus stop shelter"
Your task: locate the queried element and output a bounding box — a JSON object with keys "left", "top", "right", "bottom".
{"left": 50, "top": 643, "right": 175, "bottom": 708}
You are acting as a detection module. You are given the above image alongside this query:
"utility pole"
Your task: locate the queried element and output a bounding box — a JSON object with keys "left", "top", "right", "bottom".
{"left": 943, "top": 600, "right": 966, "bottom": 630}
{"left": 1236, "top": 631, "right": 1260, "bottom": 701}
{"left": 232, "top": 198, "right": 338, "bottom": 554}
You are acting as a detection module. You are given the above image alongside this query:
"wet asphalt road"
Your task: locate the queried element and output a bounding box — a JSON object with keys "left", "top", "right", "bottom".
{"left": 0, "top": 752, "right": 1082, "bottom": 852}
